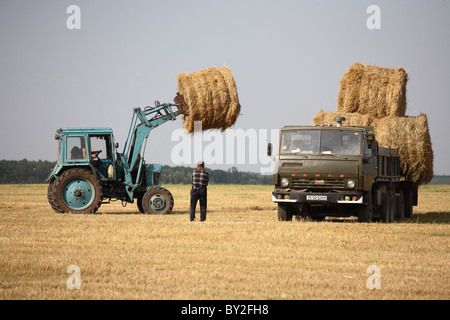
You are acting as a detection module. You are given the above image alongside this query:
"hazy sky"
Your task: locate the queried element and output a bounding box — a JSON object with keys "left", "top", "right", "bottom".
{"left": 1, "top": 0, "right": 449, "bottom": 175}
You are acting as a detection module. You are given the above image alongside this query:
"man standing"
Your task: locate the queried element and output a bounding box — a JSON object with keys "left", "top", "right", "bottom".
{"left": 190, "top": 161, "right": 209, "bottom": 222}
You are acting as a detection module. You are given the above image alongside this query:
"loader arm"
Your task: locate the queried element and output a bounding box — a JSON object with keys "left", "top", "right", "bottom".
{"left": 119, "top": 97, "right": 188, "bottom": 199}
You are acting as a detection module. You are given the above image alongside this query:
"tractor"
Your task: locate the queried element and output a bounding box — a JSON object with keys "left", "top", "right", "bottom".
{"left": 47, "top": 94, "right": 188, "bottom": 214}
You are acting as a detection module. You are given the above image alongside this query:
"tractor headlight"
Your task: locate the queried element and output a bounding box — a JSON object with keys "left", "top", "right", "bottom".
{"left": 280, "top": 177, "right": 289, "bottom": 187}
{"left": 347, "top": 180, "right": 356, "bottom": 189}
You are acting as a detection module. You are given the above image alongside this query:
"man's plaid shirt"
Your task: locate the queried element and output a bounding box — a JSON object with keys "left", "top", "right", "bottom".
{"left": 191, "top": 169, "right": 209, "bottom": 189}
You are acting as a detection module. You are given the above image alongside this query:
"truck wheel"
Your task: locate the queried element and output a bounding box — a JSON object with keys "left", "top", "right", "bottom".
{"left": 53, "top": 168, "right": 102, "bottom": 214}
{"left": 358, "top": 192, "right": 373, "bottom": 223}
{"left": 403, "top": 186, "right": 414, "bottom": 219}
{"left": 380, "top": 191, "right": 391, "bottom": 223}
{"left": 389, "top": 190, "right": 396, "bottom": 223}
{"left": 142, "top": 187, "right": 174, "bottom": 215}
{"left": 396, "top": 188, "right": 405, "bottom": 221}
{"left": 277, "top": 203, "right": 293, "bottom": 221}
{"left": 311, "top": 215, "right": 325, "bottom": 222}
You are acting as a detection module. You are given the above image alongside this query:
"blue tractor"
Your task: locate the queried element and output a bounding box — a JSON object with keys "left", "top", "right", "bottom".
{"left": 47, "top": 95, "right": 188, "bottom": 214}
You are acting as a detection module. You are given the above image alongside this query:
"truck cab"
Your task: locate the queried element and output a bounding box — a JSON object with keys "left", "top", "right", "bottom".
{"left": 269, "top": 118, "right": 416, "bottom": 222}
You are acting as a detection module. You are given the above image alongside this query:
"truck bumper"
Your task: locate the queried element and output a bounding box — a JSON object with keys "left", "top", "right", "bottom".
{"left": 272, "top": 190, "right": 363, "bottom": 204}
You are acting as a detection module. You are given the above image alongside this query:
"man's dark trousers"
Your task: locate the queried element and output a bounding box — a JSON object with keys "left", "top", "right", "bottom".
{"left": 190, "top": 186, "right": 207, "bottom": 221}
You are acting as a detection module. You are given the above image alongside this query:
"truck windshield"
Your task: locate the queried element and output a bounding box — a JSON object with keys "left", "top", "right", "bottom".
{"left": 280, "top": 130, "right": 361, "bottom": 155}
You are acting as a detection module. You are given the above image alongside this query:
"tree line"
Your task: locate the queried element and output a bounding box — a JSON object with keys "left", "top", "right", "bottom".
{"left": 0, "top": 160, "right": 272, "bottom": 185}
{"left": 1, "top": 159, "right": 448, "bottom": 185}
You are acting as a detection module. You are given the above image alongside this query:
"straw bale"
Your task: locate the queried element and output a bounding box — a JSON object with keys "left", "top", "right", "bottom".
{"left": 337, "top": 63, "right": 408, "bottom": 119}
{"left": 373, "top": 114, "right": 433, "bottom": 184}
{"left": 177, "top": 66, "right": 241, "bottom": 133}
{"left": 312, "top": 109, "right": 372, "bottom": 127}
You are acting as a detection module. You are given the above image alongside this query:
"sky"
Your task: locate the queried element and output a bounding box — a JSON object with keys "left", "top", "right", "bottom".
{"left": 0, "top": 0, "right": 449, "bottom": 175}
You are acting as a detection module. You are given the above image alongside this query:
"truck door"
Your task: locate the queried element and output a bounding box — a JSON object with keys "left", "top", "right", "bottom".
{"left": 362, "top": 135, "right": 377, "bottom": 190}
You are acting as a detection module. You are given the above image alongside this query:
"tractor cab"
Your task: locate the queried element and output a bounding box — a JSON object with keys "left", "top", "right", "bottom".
{"left": 50, "top": 128, "right": 117, "bottom": 181}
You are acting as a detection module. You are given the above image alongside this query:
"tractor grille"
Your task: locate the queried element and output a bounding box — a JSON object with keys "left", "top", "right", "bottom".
{"left": 292, "top": 178, "right": 344, "bottom": 189}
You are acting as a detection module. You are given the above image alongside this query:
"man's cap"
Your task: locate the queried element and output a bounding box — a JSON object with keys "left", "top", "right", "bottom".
{"left": 197, "top": 161, "right": 205, "bottom": 166}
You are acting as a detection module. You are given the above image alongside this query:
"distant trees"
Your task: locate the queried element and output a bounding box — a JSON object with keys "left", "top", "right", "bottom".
{"left": 161, "top": 165, "right": 272, "bottom": 185}
{"left": 0, "top": 160, "right": 273, "bottom": 185}
{"left": 0, "top": 160, "right": 56, "bottom": 184}
{"left": 0, "top": 160, "right": 448, "bottom": 185}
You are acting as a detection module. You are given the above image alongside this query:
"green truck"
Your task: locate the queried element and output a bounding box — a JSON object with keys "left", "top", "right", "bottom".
{"left": 268, "top": 117, "right": 418, "bottom": 222}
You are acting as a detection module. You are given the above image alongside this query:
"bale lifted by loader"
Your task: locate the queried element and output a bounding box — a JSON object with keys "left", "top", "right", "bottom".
{"left": 47, "top": 94, "right": 188, "bottom": 214}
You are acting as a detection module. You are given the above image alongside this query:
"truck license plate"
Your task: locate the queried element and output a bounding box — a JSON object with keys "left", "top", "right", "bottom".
{"left": 306, "top": 195, "right": 327, "bottom": 201}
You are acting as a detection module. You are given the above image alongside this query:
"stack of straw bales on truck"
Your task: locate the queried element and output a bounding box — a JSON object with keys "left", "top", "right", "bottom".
{"left": 313, "top": 62, "right": 433, "bottom": 185}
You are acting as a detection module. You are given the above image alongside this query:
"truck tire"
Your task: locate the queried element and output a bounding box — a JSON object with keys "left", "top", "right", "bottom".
{"left": 389, "top": 190, "right": 396, "bottom": 223}
{"left": 396, "top": 188, "right": 405, "bottom": 221}
{"left": 358, "top": 192, "right": 373, "bottom": 223}
{"left": 403, "top": 186, "right": 414, "bottom": 219}
{"left": 142, "top": 187, "right": 174, "bottom": 215}
{"left": 310, "top": 215, "right": 325, "bottom": 222}
{"left": 380, "top": 191, "right": 392, "bottom": 223}
{"left": 277, "top": 203, "right": 293, "bottom": 221}
{"left": 53, "top": 168, "right": 102, "bottom": 214}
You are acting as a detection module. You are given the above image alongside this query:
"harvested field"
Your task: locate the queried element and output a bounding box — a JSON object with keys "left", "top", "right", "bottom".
{"left": 337, "top": 63, "right": 408, "bottom": 119}
{"left": 0, "top": 184, "right": 449, "bottom": 300}
{"left": 177, "top": 66, "right": 241, "bottom": 133}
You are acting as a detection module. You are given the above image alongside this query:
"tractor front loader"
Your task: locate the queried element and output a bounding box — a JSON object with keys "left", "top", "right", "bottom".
{"left": 47, "top": 94, "right": 188, "bottom": 214}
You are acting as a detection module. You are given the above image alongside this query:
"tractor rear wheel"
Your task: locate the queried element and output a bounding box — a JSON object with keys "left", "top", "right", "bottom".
{"left": 52, "top": 168, "right": 102, "bottom": 214}
{"left": 48, "top": 179, "right": 64, "bottom": 213}
{"left": 142, "top": 187, "right": 174, "bottom": 215}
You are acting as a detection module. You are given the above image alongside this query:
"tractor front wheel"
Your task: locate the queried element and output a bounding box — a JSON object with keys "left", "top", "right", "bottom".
{"left": 142, "top": 187, "right": 174, "bottom": 215}
{"left": 52, "top": 168, "right": 102, "bottom": 214}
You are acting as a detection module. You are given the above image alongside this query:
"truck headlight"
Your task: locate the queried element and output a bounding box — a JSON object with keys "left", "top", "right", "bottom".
{"left": 280, "top": 177, "right": 289, "bottom": 187}
{"left": 347, "top": 180, "right": 356, "bottom": 188}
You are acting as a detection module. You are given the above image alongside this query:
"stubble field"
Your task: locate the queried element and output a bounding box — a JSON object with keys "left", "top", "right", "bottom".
{"left": 0, "top": 184, "right": 449, "bottom": 300}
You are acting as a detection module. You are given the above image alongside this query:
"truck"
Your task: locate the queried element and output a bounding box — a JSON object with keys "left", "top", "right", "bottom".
{"left": 268, "top": 117, "right": 418, "bottom": 222}
{"left": 47, "top": 95, "right": 188, "bottom": 214}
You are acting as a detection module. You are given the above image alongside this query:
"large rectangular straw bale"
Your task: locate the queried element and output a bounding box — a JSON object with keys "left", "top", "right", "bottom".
{"left": 313, "top": 109, "right": 372, "bottom": 127}
{"left": 337, "top": 63, "right": 408, "bottom": 119}
{"left": 373, "top": 114, "right": 433, "bottom": 184}
{"left": 177, "top": 66, "right": 241, "bottom": 133}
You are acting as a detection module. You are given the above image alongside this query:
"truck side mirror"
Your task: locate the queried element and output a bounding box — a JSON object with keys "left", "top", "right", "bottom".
{"left": 267, "top": 143, "right": 272, "bottom": 157}
{"left": 371, "top": 141, "right": 378, "bottom": 154}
